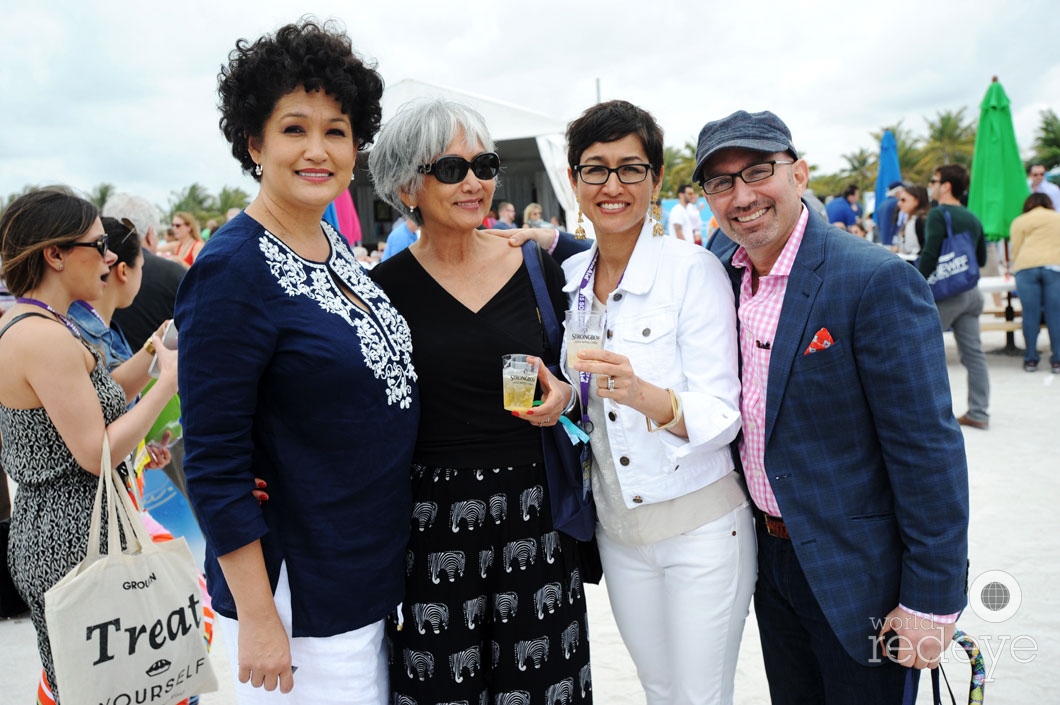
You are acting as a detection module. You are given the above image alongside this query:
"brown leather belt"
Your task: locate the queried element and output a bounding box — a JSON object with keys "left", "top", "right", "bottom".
{"left": 759, "top": 511, "right": 790, "bottom": 540}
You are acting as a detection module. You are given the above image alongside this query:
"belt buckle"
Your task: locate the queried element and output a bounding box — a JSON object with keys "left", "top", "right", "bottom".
{"left": 763, "top": 513, "right": 789, "bottom": 540}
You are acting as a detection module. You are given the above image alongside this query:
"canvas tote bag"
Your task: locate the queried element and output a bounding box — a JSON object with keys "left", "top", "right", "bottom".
{"left": 923, "top": 209, "right": 980, "bottom": 301}
{"left": 44, "top": 434, "right": 217, "bottom": 705}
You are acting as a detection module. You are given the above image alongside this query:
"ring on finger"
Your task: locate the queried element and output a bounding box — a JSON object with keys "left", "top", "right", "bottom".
{"left": 607, "top": 376, "right": 615, "bottom": 392}
{"left": 545, "top": 416, "right": 551, "bottom": 424}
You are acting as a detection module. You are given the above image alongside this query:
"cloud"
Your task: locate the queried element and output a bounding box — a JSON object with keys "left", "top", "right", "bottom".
{"left": 1, "top": 0, "right": 1057, "bottom": 208}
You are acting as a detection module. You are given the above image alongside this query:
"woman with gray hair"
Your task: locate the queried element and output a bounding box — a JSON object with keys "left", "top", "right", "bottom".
{"left": 369, "top": 99, "right": 592, "bottom": 705}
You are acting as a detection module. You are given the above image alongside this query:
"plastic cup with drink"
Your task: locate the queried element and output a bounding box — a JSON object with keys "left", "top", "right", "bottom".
{"left": 501, "top": 354, "right": 540, "bottom": 412}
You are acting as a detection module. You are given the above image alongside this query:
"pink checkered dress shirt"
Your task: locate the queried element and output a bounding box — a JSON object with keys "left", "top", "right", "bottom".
{"left": 732, "top": 206, "right": 809, "bottom": 518}
{"left": 732, "top": 207, "right": 958, "bottom": 624}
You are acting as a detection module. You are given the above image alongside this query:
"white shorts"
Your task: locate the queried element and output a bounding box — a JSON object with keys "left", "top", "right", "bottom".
{"left": 217, "top": 562, "right": 389, "bottom": 705}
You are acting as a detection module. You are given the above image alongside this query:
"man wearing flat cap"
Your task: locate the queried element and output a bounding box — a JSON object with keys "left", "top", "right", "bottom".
{"left": 700, "top": 110, "right": 969, "bottom": 703}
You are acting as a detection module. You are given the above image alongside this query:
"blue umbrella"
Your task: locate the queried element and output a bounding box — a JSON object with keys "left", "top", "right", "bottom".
{"left": 874, "top": 129, "right": 902, "bottom": 228}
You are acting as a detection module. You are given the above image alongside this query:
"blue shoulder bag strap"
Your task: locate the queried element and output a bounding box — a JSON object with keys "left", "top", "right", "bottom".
{"left": 520, "top": 240, "right": 594, "bottom": 511}
{"left": 521, "top": 241, "right": 561, "bottom": 351}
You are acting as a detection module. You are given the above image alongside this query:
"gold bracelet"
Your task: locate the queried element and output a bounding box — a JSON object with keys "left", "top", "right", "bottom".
{"left": 645, "top": 388, "right": 682, "bottom": 432}
{"left": 143, "top": 339, "right": 156, "bottom": 356}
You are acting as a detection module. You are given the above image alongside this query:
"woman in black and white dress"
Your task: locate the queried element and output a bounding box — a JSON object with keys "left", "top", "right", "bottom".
{"left": 0, "top": 187, "right": 178, "bottom": 703}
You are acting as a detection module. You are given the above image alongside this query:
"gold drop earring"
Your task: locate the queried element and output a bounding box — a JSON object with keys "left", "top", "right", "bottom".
{"left": 575, "top": 209, "right": 586, "bottom": 239}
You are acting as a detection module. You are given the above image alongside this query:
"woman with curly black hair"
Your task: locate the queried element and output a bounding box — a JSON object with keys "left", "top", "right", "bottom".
{"left": 174, "top": 19, "right": 419, "bottom": 702}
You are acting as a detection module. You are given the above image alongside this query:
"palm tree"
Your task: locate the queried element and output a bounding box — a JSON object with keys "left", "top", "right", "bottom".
{"left": 1030, "top": 108, "right": 1060, "bottom": 170}
{"left": 169, "top": 183, "right": 217, "bottom": 221}
{"left": 2, "top": 185, "right": 38, "bottom": 211}
{"left": 661, "top": 142, "right": 697, "bottom": 197}
{"left": 87, "top": 182, "right": 116, "bottom": 209}
{"left": 839, "top": 147, "right": 876, "bottom": 194}
{"left": 918, "top": 108, "right": 976, "bottom": 172}
{"left": 216, "top": 186, "right": 251, "bottom": 214}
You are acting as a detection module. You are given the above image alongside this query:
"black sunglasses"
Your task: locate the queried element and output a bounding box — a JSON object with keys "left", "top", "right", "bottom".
{"left": 65, "top": 234, "right": 110, "bottom": 257}
{"left": 418, "top": 152, "right": 500, "bottom": 184}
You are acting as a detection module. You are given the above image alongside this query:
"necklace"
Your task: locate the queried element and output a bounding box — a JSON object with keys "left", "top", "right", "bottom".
{"left": 15, "top": 297, "right": 83, "bottom": 339}
{"left": 261, "top": 202, "right": 297, "bottom": 241}
{"left": 260, "top": 201, "right": 329, "bottom": 244}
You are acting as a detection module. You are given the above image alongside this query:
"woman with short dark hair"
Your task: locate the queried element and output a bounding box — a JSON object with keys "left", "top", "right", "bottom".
{"left": 562, "top": 100, "right": 753, "bottom": 705}
{"left": 175, "top": 20, "right": 418, "bottom": 701}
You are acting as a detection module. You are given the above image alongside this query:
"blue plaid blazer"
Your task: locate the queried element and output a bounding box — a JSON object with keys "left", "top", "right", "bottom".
{"left": 708, "top": 205, "right": 969, "bottom": 663}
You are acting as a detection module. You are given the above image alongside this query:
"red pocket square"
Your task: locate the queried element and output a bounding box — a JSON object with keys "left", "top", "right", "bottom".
{"left": 804, "top": 327, "right": 834, "bottom": 355}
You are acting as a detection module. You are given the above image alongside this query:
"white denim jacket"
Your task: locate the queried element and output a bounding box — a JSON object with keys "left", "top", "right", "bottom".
{"left": 561, "top": 220, "right": 742, "bottom": 509}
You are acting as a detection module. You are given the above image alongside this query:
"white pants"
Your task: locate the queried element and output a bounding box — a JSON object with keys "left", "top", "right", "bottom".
{"left": 598, "top": 503, "right": 757, "bottom": 705}
{"left": 217, "top": 563, "right": 389, "bottom": 705}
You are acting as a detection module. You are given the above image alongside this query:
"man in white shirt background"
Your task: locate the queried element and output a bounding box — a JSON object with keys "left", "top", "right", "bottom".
{"left": 667, "top": 184, "right": 692, "bottom": 240}
{"left": 1028, "top": 164, "right": 1060, "bottom": 211}
{"left": 681, "top": 183, "right": 705, "bottom": 245}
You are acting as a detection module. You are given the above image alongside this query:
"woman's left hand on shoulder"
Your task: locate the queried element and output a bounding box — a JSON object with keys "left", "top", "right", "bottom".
{"left": 484, "top": 227, "right": 555, "bottom": 250}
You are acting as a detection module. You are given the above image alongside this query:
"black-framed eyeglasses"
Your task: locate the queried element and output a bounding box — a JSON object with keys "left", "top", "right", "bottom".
{"left": 418, "top": 152, "right": 500, "bottom": 184}
{"left": 64, "top": 234, "right": 109, "bottom": 257}
{"left": 929, "top": 178, "right": 941, "bottom": 184}
{"left": 699, "top": 160, "right": 794, "bottom": 195}
{"left": 574, "top": 163, "right": 653, "bottom": 185}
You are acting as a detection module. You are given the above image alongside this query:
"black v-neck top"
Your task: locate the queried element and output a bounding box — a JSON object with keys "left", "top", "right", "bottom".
{"left": 371, "top": 247, "right": 567, "bottom": 467}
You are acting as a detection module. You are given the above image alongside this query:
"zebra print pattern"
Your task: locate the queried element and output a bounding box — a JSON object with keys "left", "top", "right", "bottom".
{"left": 494, "top": 592, "right": 519, "bottom": 623}
{"left": 533, "top": 582, "right": 563, "bottom": 619}
{"left": 463, "top": 595, "right": 487, "bottom": 629}
{"left": 545, "top": 677, "right": 574, "bottom": 705}
{"left": 449, "top": 645, "right": 480, "bottom": 683}
{"left": 389, "top": 462, "right": 591, "bottom": 704}
{"left": 413, "top": 602, "right": 450, "bottom": 635}
{"left": 541, "top": 531, "right": 561, "bottom": 564}
{"left": 560, "top": 622, "right": 580, "bottom": 659}
{"left": 428, "top": 551, "right": 466, "bottom": 584}
{"left": 403, "top": 648, "right": 436, "bottom": 681}
{"left": 451, "top": 499, "right": 487, "bottom": 532}
{"left": 413, "top": 501, "right": 439, "bottom": 531}
{"left": 515, "top": 636, "right": 550, "bottom": 671}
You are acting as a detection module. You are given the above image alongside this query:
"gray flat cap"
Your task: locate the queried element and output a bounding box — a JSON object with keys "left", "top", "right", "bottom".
{"left": 692, "top": 110, "right": 799, "bottom": 185}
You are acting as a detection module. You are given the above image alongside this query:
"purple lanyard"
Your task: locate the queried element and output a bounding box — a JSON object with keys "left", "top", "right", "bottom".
{"left": 574, "top": 251, "right": 622, "bottom": 426}
{"left": 72, "top": 299, "right": 108, "bottom": 327}
{"left": 16, "top": 297, "right": 83, "bottom": 339}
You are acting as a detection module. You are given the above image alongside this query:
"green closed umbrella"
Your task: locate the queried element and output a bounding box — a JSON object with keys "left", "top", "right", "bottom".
{"left": 968, "top": 77, "right": 1029, "bottom": 242}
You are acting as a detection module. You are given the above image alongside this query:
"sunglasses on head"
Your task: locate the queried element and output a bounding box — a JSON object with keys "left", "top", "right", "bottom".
{"left": 418, "top": 152, "right": 500, "bottom": 184}
{"left": 107, "top": 219, "right": 139, "bottom": 265}
{"left": 65, "top": 233, "right": 110, "bottom": 257}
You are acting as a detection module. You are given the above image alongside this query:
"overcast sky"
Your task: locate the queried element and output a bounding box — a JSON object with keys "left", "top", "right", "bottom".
{"left": 1, "top": 0, "right": 1057, "bottom": 210}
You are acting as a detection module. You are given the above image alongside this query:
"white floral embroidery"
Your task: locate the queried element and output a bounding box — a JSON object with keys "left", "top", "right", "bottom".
{"left": 259, "top": 223, "right": 417, "bottom": 408}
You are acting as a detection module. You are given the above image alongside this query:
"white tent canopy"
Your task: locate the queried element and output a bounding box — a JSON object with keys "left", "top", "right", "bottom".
{"left": 353, "top": 79, "right": 582, "bottom": 241}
